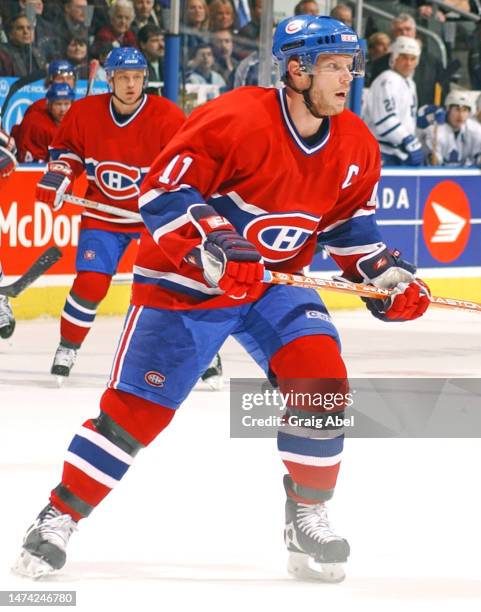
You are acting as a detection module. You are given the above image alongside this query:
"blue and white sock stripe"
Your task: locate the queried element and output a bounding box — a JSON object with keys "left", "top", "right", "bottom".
{"left": 62, "top": 294, "right": 97, "bottom": 328}
{"left": 66, "top": 430, "right": 132, "bottom": 488}
{"left": 277, "top": 431, "right": 343, "bottom": 466}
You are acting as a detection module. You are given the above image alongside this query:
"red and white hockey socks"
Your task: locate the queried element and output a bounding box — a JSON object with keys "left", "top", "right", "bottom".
{"left": 270, "top": 335, "right": 348, "bottom": 503}
{"left": 50, "top": 389, "right": 175, "bottom": 521}
{"left": 60, "top": 272, "right": 112, "bottom": 348}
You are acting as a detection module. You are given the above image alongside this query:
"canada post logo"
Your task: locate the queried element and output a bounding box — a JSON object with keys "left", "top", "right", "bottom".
{"left": 422, "top": 180, "right": 471, "bottom": 263}
{"left": 244, "top": 213, "right": 319, "bottom": 262}
{"left": 94, "top": 161, "right": 141, "bottom": 200}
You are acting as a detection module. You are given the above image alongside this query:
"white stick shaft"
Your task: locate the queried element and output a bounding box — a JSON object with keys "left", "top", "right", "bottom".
{"left": 62, "top": 194, "right": 142, "bottom": 221}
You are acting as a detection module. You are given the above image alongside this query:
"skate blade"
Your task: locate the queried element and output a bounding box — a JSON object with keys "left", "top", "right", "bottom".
{"left": 287, "top": 552, "right": 346, "bottom": 583}
{"left": 53, "top": 375, "right": 66, "bottom": 388}
{"left": 204, "top": 374, "right": 223, "bottom": 391}
{"left": 12, "top": 550, "right": 56, "bottom": 580}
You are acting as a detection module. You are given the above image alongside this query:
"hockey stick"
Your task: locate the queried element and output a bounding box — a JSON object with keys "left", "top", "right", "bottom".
{"left": 86, "top": 59, "right": 100, "bottom": 97}
{"left": 0, "top": 247, "right": 62, "bottom": 298}
{"left": 62, "top": 194, "right": 142, "bottom": 221}
{"left": 263, "top": 270, "right": 481, "bottom": 315}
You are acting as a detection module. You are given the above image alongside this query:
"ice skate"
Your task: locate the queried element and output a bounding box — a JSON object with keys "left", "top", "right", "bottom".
{"left": 51, "top": 344, "right": 77, "bottom": 384}
{"left": 200, "top": 353, "right": 223, "bottom": 391}
{"left": 284, "top": 477, "right": 350, "bottom": 582}
{"left": 12, "top": 504, "right": 77, "bottom": 579}
{"left": 0, "top": 295, "right": 15, "bottom": 339}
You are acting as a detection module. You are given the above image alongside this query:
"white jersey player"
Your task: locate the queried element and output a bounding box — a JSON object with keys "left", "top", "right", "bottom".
{"left": 425, "top": 90, "right": 481, "bottom": 166}
{"left": 363, "top": 36, "right": 424, "bottom": 166}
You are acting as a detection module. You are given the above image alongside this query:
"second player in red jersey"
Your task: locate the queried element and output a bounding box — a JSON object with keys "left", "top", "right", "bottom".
{"left": 34, "top": 47, "right": 185, "bottom": 380}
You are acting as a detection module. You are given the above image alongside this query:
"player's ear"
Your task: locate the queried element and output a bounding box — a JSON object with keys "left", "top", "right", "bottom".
{"left": 287, "top": 57, "right": 303, "bottom": 79}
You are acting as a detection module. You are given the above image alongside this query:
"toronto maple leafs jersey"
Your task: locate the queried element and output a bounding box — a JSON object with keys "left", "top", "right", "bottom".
{"left": 363, "top": 69, "right": 418, "bottom": 159}
{"left": 49, "top": 93, "right": 185, "bottom": 232}
{"left": 134, "top": 86, "right": 384, "bottom": 310}
{"left": 425, "top": 117, "right": 481, "bottom": 166}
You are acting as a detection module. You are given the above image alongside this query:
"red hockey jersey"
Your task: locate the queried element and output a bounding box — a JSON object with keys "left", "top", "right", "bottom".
{"left": 16, "top": 106, "right": 58, "bottom": 162}
{"left": 50, "top": 93, "right": 185, "bottom": 232}
{"left": 135, "top": 86, "right": 383, "bottom": 310}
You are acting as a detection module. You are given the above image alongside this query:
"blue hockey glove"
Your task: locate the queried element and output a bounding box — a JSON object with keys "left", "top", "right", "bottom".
{"left": 187, "top": 204, "right": 264, "bottom": 300}
{"left": 401, "top": 135, "right": 424, "bottom": 166}
{"left": 417, "top": 105, "right": 446, "bottom": 129}
{"left": 357, "top": 247, "right": 431, "bottom": 322}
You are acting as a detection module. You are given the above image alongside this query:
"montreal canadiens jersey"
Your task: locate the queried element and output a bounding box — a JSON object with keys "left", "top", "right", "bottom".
{"left": 425, "top": 117, "right": 481, "bottom": 166}
{"left": 16, "top": 106, "right": 58, "bottom": 162}
{"left": 50, "top": 93, "right": 185, "bottom": 232}
{"left": 134, "top": 86, "right": 383, "bottom": 310}
{"left": 363, "top": 69, "right": 418, "bottom": 159}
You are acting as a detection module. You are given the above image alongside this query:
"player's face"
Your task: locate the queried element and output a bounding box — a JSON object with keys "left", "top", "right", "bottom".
{"left": 393, "top": 53, "right": 418, "bottom": 78}
{"left": 448, "top": 105, "right": 470, "bottom": 129}
{"left": 307, "top": 54, "right": 354, "bottom": 116}
{"left": 53, "top": 73, "right": 76, "bottom": 89}
{"left": 49, "top": 100, "right": 72, "bottom": 124}
{"left": 110, "top": 69, "right": 145, "bottom": 106}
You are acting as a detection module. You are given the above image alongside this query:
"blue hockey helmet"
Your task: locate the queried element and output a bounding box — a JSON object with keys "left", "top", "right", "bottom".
{"left": 104, "top": 47, "right": 148, "bottom": 77}
{"left": 272, "top": 15, "right": 364, "bottom": 79}
{"left": 47, "top": 60, "right": 76, "bottom": 79}
{"left": 46, "top": 82, "right": 76, "bottom": 103}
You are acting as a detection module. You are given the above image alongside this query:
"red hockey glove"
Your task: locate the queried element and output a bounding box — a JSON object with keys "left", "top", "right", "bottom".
{"left": 357, "top": 247, "right": 431, "bottom": 322}
{"left": 0, "top": 128, "right": 17, "bottom": 178}
{"left": 36, "top": 161, "right": 73, "bottom": 211}
{"left": 187, "top": 204, "right": 264, "bottom": 300}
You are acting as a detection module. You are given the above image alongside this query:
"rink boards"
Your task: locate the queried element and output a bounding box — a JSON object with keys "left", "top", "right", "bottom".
{"left": 0, "top": 166, "right": 480, "bottom": 318}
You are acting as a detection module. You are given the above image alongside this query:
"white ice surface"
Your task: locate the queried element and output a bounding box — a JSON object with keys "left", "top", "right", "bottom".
{"left": 1, "top": 309, "right": 481, "bottom": 612}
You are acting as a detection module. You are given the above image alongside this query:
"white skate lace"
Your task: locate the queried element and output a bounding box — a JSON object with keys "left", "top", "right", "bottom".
{"left": 35, "top": 508, "right": 77, "bottom": 550}
{"left": 53, "top": 346, "right": 77, "bottom": 368}
{"left": 296, "top": 503, "right": 338, "bottom": 543}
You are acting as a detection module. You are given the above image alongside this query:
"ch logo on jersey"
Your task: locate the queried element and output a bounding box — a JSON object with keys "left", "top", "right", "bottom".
{"left": 244, "top": 213, "right": 319, "bottom": 262}
{"left": 95, "top": 161, "right": 141, "bottom": 200}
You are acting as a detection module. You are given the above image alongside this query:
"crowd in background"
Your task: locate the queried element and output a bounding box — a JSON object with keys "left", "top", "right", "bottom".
{"left": 1, "top": 0, "right": 481, "bottom": 166}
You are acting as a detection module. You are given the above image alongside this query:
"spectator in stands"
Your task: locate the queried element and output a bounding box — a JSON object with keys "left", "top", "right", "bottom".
{"left": 186, "top": 43, "right": 226, "bottom": 87}
{"left": 235, "top": 0, "right": 261, "bottom": 60}
{"left": 93, "top": 42, "right": 115, "bottom": 82}
{"left": 18, "top": 0, "right": 60, "bottom": 61}
{"left": 93, "top": 0, "right": 137, "bottom": 56}
{"left": 211, "top": 29, "right": 238, "bottom": 89}
{"left": 65, "top": 35, "right": 88, "bottom": 79}
{"left": 0, "top": 13, "right": 47, "bottom": 76}
{"left": 294, "top": 0, "right": 320, "bottom": 15}
{"left": 231, "top": 0, "right": 251, "bottom": 29}
{"left": 55, "top": 0, "right": 90, "bottom": 51}
{"left": 208, "top": 0, "right": 236, "bottom": 33}
{"left": 468, "top": 21, "right": 481, "bottom": 88}
{"left": 365, "top": 32, "right": 391, "bottom": 86}
{"left": 181, "top": 0, "right": 209, "bottom": 61}
{"left": 363, "top": 37, "right": 424, "bottom": 166}
{"left": 137, "top": 24, "right": 164, "bottom": 91}
{"left": 131, "top": 0, "right": 162, "bottom": 37}
{"left": 330, "top": 3, "right": 353, "bottom": 28}
{"left": 16, "top": 82, "right": 75, "bottom": 162}
{"left": 424, "top": 89, "right": 481, "bottom": 165}
{"left": 369, "top": 13, "right": 449, "bottom": 106}
{"left": 476, "top": 92, "right": 481, "bottom": 123}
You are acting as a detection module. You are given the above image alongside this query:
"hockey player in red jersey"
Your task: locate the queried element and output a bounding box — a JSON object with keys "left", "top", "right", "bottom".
{"left": 16, "top": 83, "right": 75, "bottom": 163}
{"left": 13, "top": 16, "right": 430, "bottom": 581}
{"left": 33, "top": 47, "right": 185, "bottom": 381}
{"left": 0, "top": 120, "right": 17, "bottom": 339}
